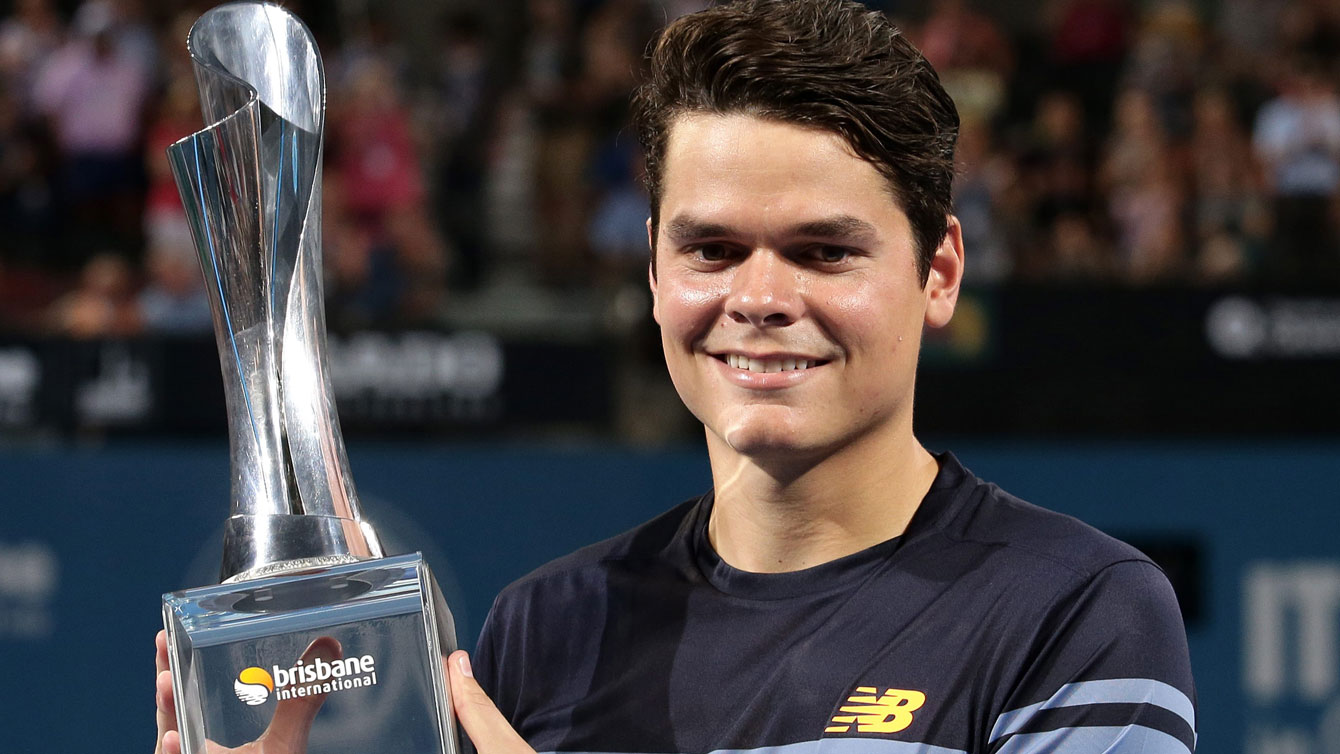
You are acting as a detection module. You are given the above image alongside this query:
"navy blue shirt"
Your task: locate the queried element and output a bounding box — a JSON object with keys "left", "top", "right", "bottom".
{"left": 475, "top": 453, "right": 1197, "bottom": 754}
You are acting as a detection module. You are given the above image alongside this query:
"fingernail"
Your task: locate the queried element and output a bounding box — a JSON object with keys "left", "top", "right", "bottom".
{"left": 456, "top": 653, "right": 473, "bottom": 679}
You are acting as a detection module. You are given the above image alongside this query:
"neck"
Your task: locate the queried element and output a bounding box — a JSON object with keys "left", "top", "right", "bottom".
{"left": 704, "top": 423, "right": 939, "bottom": 574}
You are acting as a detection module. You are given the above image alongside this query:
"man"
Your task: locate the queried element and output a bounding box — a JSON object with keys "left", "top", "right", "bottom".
{"left": 445, "top": 0, "right": 1195, "bottom": 752}
{"left": 156, "top": 1, "right": 1195, "bottom": 752}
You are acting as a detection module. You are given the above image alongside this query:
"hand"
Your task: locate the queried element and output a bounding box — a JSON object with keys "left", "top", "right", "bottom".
{"left": 446, "top": 650, "right": 535, "bottom": 754}
{"left": 154, "top": 630, "right": 338, "bottom": 754}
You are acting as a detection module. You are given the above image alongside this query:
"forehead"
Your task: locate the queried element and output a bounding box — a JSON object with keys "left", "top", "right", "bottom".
{"left": 659, "top": 113, "right": 904, "bottom": 232}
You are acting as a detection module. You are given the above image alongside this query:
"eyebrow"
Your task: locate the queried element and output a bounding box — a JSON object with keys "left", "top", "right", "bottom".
{"left": 792, "top": 216, "right": 880, "bottom": 243}
{"left": 664, "top": 216, "right": 734, "bottom": 242}
{"left": 663, "top": 213, "right": 880, "bottom": 244}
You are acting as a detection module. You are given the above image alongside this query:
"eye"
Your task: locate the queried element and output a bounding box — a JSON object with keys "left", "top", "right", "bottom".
{"left": 694, "top": 243, "right": 730, "bottom": 261}
{"left": 809, "top": 245, "right": 852, "bottom": 263}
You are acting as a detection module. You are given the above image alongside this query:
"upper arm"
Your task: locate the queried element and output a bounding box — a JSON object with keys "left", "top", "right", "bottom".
{"left": 988, "top": 561, "right": 1197, "bottom": 753}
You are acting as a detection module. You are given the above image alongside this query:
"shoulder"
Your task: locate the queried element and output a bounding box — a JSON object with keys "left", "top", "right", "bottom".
{"left": 471, "top": 495, "right": 706, "bottom": 720}
{"left": 916, "top": 455, "right": 1188, "bottom": 668}
{"left": 921, "top": 456, "right": 1196, "bottom": 750}
{"left": 482, "top": 495, "right": 703, "bottom": 626}
{"left": 924, "top": 453, "right": 1156, "bottom": 583}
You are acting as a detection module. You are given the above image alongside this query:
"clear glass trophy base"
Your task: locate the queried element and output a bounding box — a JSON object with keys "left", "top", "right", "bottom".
{"left": 163, "top": 553, "right": 461, "bottom": 754}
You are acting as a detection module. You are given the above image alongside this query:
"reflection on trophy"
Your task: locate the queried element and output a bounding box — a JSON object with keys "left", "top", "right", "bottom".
{"left": 160, "top": 4, "right": 461, "bottom": 752}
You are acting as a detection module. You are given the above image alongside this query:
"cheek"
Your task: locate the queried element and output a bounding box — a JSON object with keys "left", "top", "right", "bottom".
{"left": 819, "top": 284, "right": 923, "bottom": 364}
{"left": 657, "top": 275, "right": 728, "bottom": 339}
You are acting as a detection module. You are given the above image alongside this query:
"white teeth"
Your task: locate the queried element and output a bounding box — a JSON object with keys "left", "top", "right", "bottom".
{"left": 724, "top": 355, "right": 819, "bottom": 373}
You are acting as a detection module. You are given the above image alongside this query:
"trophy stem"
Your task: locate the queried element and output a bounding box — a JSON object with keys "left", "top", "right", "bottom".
{"left": 167, "top": 1, "right": 382, "bottom": 582}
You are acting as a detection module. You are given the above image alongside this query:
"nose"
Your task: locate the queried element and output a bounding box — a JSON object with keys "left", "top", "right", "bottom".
{"left": 725, "top": 251, "right": 801, "bottom": 327}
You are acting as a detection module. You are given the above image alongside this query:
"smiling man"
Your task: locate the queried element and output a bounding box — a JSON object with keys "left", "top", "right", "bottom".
{"left": 443, "top": 2, "right": 1196, "bottom": 754}
{"left": 647, "top": 113, "right": 952, "bottom": 574}
{"left": 152, "top": 1, "right": 1196, "bottom": 753}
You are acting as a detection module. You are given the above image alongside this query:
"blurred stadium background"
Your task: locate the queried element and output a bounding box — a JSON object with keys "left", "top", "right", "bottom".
{"left": 0, "top": 0, "right": 1337, "bottom": 751}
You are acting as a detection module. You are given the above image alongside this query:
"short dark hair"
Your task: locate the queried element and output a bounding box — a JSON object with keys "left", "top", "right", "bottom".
{"left": 632, "top": 0, "right": 959, "bottom": 284}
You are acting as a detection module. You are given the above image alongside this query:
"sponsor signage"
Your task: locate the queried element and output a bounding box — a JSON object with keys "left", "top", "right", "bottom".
{"left": 0, "top": 331, "right": 613, "bottom": 436}
{"left": 234, "top": 654, "right": 380, "bottom": 705}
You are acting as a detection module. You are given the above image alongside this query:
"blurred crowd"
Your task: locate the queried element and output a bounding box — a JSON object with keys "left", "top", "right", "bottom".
{"left": 0, "top": 0, "right": 1339, "bottom": 339}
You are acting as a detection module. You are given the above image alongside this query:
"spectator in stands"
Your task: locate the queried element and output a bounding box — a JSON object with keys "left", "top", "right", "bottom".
{"left": 1102, "top": 88, "right": 1187, "bottom": 280}
{"left": 330, "top": 57, "right": 425, "bottom": 232}
{"left": 1277, "top": 1, "right": 1340, "bottom": 71}
{"left": 1047, "top": 0, "right": 1134, "bottom": 134}
{"left": 0, "top": 80, "right": 53, "bottom": 268}
{"left": 142, "top": 69, "right": 199, "bottom": 266}
{"left": 428, "top": 12, "right": 493, "bottom": 290}
{"left": 916, "top": 0, "right": 1013, "bottom": 123}
{"left": 535, "top": 0, "right": 642, "bottom": 286}
{"left": 47, "top": 251, "right": 140, "bottom": 337}
{"left": 1215, "top": 0, "right": 1287, "bottom": 65}
{"left": 523, "top": 0, "right": 576, "bottom": 108}
{"left": 32, "top": 0, "right": 151, "bottom": 268}
{"left": 1013, "top": 90, "right": 1102, "bottom": 279}
{"left": 106, "top": 0, "right": 157, "bottom": 86}
{"left": 953, "top": 116, "right": 1011, "bottom": 283}
{"left": 588, "top": 140, "right": 650, "bottom": 282}
{"left": 137, "top": 225, "right": 210, "bottom": 335}
{"left": 1110, "top": 158, "right": 1186, "bottom": 281}
{"left": 137, "top": 66, "right": 208, "bottom": 335}
{"left": 323, "top": 181, "right": 405, "bottom": 331}
{"left": 523, "top": 0, "right": 587, "bottom": 285}
{"left": 1189, "top": 87, "right": 1266, "bottom": 282}
{"left": 1027, "top": 91, "right": 1094, "bottom": 221}
{"left": 330, "top": 9, "right": 412, "bottom": 96}
{"left": 1253, "top": 58, "right": 1340, "bottom": 282}
{"left": 1102, "top": 88, "right": 1167, "bottom": 199}
{"left": 1121, "top": 2, "right": 1202, "bottom": 139}
{"left": 329, "top": 56, "right": 449, "bottom": 324}
{"left": 0, "top": 0, "right": 62, "bottom": 113}
{"left": 1048, "top": 212, "right": 1112, "bottom": 280}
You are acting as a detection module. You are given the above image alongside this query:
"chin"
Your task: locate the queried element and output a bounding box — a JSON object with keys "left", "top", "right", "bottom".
{"left": 717, "top": 417, "right": 823, "bottom": 459}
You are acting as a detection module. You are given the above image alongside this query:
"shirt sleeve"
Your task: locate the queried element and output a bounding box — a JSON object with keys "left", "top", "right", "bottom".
{"left": 987, "top": 560, "right": 1198, "bottom": 754}
{"left": 471, "top": 595, "right": 510, "bottom": 718}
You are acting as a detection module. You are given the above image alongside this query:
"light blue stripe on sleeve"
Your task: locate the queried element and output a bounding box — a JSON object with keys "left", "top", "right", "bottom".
{"left": 993, "top": 724, "right": 1192, "bottom": 754}
{"left": 546, "top": 737, "right": 967, "bottom": 754}
{"left": 989, "top": 678, "right": 1196, "bottom": 743}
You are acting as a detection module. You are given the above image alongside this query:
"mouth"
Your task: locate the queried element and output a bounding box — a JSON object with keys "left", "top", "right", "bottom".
{"left": 715, "top": 353, "right": 830, "bottom": 373}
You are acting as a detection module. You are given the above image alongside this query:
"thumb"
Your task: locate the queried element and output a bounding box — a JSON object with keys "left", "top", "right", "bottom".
{"left": 447, "top": 650, "right": 534, "bottom": 754}
{"left": 257, "top": 636, "right": 343, "bottom": 753}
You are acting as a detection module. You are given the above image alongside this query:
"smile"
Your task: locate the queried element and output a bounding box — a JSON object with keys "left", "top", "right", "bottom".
{"left": 720, "top": 354, "right": 827, "bottom": 373}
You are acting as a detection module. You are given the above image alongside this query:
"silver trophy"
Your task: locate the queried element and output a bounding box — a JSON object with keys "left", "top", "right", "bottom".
{"left": 160, "top": 4, "right": 461, "bottom": 753}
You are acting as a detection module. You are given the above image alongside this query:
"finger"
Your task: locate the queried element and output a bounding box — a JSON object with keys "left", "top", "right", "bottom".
{"left": 157, "top": 671, "right": 181, "bottom": 754}
{"left": 156, "top": 631, "right": 178, "bottom": 754}
{"left": 258, "top": 636, "right": 343, "bottom": 753}
{"left": 157, "top": 668, "right": 176, "bottom": 728}
{"left": 157, "top": 630, "right": 170, "bottom": 674}
{"left": 446, "top": 650, "right": 533, "bottom": 754}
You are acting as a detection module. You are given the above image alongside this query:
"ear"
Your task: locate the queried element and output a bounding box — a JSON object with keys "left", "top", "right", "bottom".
{"left": 647, "top": 218, "right": 661, "bottom": 325}
{"left": 924, "top": 215, "right": 964, "bottom": 329}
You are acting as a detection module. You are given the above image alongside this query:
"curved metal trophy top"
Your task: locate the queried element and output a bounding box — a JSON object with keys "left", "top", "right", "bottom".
{"left": 167, "top": 2, "right": 382, "bottom": 583}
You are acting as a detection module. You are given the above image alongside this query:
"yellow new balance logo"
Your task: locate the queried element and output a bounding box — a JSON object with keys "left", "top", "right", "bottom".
{"left": 825, "top": 686, "right": 926, "bottom": 734}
